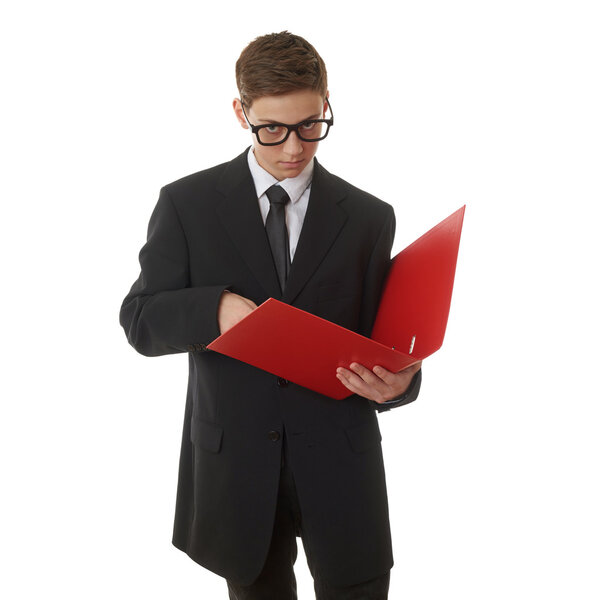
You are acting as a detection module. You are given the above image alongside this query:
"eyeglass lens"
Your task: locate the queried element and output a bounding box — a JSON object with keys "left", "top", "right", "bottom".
{"left": 257, "top": 121, "right": 329, "bottom": 145}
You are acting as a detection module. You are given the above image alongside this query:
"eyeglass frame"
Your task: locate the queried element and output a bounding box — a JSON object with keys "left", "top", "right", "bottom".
{"left": 240, "top": 97, "right": 334, "bottom": 146}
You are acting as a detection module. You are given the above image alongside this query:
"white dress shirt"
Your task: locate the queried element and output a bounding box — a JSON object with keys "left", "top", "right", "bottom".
{"left": 247, "top": 148, "right": 313, "bottom": 262}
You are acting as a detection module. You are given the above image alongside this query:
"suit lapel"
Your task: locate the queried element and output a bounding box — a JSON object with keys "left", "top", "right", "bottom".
{"left": 215, "top": 152, "right": 348, "bottom": 304}
{"left": 283, "top": 159, "right": 348, "bottom": 305}
{"left": 216, "top": 150, "right": 282, "bottom": 299}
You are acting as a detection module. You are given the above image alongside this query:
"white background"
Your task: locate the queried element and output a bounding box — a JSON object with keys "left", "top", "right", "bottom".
{"left": 2, "top": 1, "right": 599, "bottom": 598}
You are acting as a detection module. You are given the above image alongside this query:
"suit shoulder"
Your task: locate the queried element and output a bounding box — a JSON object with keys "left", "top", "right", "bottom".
{"left": 161, "top": 160, "right": 230, "bottom": 197}
{"left": 319, "top": 165, "right": 394, "bottom": 219}
{"left": 157, "top": 149, "right": 249, "bottom": 214}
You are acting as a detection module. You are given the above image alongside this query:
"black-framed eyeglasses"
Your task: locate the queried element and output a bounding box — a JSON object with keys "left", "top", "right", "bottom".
{"left": 241, "top": 98, "right": 334, "bottom": 146}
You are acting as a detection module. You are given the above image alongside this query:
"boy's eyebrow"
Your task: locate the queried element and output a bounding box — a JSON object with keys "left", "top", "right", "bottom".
{"left": 256, "top": 112, "right": 323, "bottom": 124}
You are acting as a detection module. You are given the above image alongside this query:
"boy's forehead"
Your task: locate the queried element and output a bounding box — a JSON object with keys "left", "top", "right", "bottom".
{"left": 249, "top": 89, "right": 325, "bottom": 123}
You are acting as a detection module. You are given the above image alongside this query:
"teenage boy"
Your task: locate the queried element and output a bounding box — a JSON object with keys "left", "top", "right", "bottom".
{"left": 120, "top": 31, "right": 422, "bottom": 599}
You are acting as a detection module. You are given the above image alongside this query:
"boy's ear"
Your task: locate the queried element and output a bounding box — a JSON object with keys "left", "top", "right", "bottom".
{"left": 233, "top": 98, "right": 249, "bottom": 130}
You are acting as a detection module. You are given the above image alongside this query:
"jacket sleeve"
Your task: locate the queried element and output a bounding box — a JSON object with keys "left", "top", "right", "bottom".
{"left": 358, "top": 204, "right": 423, "bottom": 412}
{"left": 119, "top": 187, "right": 228, "bottom": 357}
{"left": 373, "top": 368, "right": 422, "bottom": 412}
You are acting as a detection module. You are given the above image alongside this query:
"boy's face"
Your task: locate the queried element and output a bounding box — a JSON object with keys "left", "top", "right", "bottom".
{"left": 233, "top": 89, "right": 328, "bottom": 181}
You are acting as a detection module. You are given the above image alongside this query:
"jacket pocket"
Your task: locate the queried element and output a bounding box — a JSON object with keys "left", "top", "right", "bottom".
{"left": 191, "top": 418, "right": 224, "bottom": 454}
{"left": 345, "top": 421, "right": 382, "bottom": 454}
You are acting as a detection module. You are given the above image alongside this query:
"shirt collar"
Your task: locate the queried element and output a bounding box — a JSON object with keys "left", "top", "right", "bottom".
{"left": 247, "top": 147, "right": 314, "bottom": 204}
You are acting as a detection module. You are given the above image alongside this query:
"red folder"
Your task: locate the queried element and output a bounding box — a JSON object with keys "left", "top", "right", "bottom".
{"left": 208, "top": 206, "right": 465, "bottom": 399}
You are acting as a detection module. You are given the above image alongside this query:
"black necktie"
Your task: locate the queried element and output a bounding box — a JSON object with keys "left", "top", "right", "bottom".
{"left": 265, "top": 184, "right": 291, "bottom": 293}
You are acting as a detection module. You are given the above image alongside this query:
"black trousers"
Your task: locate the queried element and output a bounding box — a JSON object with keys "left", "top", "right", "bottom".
{"left": 227, "top": 437, "right": 390, "bottom": 600}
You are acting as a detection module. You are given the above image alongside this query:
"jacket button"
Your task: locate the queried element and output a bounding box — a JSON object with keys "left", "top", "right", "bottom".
{"left": 268, "top": 430, "right": 281, "bottom": 442}
{"left": 277, "top": 378, "right": 289, "bottom": 387}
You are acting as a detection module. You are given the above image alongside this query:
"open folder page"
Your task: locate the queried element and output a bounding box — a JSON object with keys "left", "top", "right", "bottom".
{"left": 208, "top": 206, "right": 465, "bottom": 399}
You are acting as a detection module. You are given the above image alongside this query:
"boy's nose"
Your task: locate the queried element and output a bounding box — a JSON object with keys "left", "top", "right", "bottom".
{"left": 282, "top": 130, "right": 303, "bottom": 155}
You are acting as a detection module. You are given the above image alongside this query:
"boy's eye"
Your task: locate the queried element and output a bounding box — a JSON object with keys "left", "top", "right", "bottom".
{"left": 301, "top": 121, "right": 317, "bottom": 131}
{"left": 265, "top": 125, "right": 283, "bottom": 134}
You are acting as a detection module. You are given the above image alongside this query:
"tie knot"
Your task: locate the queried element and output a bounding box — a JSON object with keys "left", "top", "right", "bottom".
{"left": 266, "top": 185, "right": 290, "bottom": 206}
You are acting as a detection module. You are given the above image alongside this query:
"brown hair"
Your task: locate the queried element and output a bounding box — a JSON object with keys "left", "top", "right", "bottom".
{"left": 235, "top": 31, "right": 328, "bottom": 107}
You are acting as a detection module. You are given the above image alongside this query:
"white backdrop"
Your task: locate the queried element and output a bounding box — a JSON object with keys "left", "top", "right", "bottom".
{"left": 2, "top": 1, "right": 599, "bottom": 598}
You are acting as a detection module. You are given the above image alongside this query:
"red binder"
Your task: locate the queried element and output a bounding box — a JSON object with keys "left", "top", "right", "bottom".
{"left": 208, "top": 206, "right": 465, "bottom": 399}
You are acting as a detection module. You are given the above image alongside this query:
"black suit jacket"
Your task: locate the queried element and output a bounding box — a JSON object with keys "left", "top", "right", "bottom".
{"left": 120, "top": 149, "right": 421, "bottom": 586}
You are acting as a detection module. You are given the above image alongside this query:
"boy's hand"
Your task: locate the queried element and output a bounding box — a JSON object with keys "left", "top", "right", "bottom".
{"left": 336, "top": 361, "right": 422, "bottom": 404}
{"left": 217, "top": 291, "right": 257, "bottom": 334}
